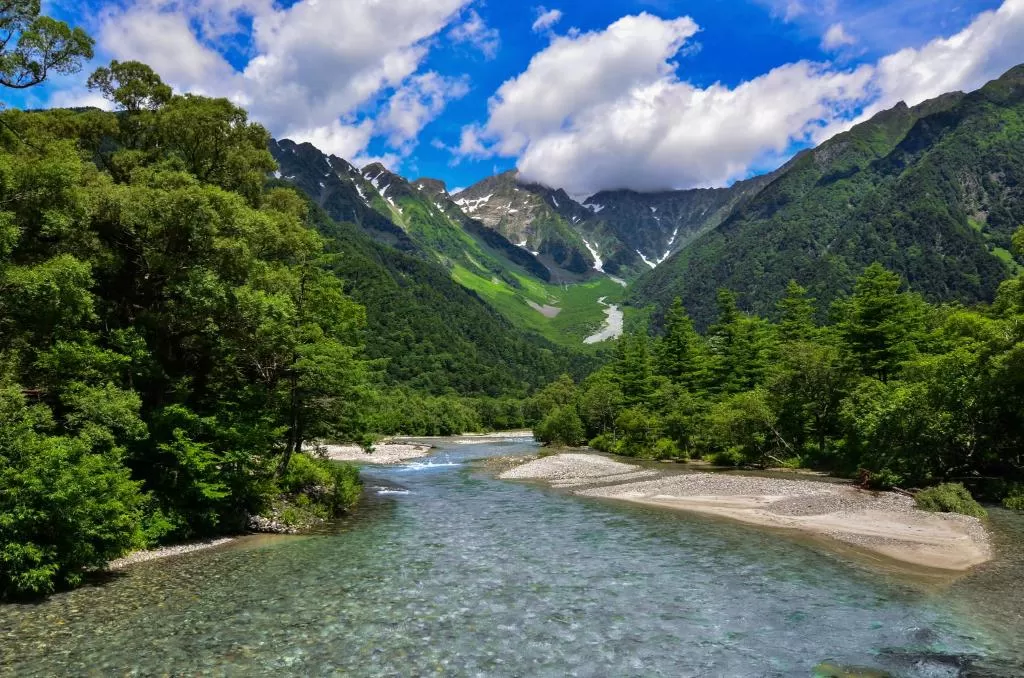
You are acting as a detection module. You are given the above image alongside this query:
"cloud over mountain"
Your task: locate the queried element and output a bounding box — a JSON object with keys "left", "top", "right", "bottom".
{"left": 456, "top": 0, "right": 1024, "bottom": 195}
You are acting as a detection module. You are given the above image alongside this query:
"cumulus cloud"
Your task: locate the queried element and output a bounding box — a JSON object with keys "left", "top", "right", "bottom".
{"left": 532, "top": 7, "right": 563, "bottom": 33}
{"left": 871, "top": 0, "right": 1024, "bottom": 110}
{"left": 379, "top": 72, "right": 471, "bottom": 149}
{"left": 456, "top": 1, "right": 1024, "bottom": 195}
{"left": 821, "top": 23, "right": 856, "bottom": 50}
{"left": 77, "top": 0, "right": 474, "bottom": 164}
{"left": 448, "top": 8, "right": 501, "bottom": 59}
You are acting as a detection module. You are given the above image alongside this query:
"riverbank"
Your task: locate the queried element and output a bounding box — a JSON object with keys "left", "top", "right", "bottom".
{"left": 314, "top": 441, "right": 433, "bottom": 464}
{"left": 107, "top": 538, "right": 238, "bottom": 570}
{"left": 500, "top": 453, "right": 992, "bottom": 573}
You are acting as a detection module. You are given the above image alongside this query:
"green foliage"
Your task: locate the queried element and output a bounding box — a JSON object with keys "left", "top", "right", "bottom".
{"left": 589, "top": 433, "right": 617, "bottom": 453}
{"left": 534, "top": 406, "right": 586, "bottom": 448}
{"left": 280, "top": 454, "right": 361, "bottom": 515}
{"left": 0, "top": 1, "right": 94, "bottom": 90}
{"left": 0, "top": 63, "right": 380, "bottom": 597}
{"left": 0, "top": 387, "right": 143, "bottom": 598}
{"left": 914, "top": 483, "right": 987, "bottom": 518}
{"left": 860, "top": 468, "right": 904, "bottom": 491}
{"left": 652, "top": 438, "right": 684, "bottom": 461}
{"left": 632, "top": 70, "right": 1024, "bottom": 331}
{"left": 1003, "top": 486, "right": 1024, "bottom": 511}
{"left": 87, "top": 60, "right": 171, "bottom": 112}
{"left": 569, "top": 259, "right": 1024, "bottom": 496}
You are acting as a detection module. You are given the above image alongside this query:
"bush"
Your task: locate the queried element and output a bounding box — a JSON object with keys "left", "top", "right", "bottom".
{"left": 652, "top": 438, "right": 685, "bottom": 461}
{"left": 1, "top": 389, "right": 145, "bottom": 599}
{"left": 534, "top": 406, "right": 586, "bottom": 447}
{"left": 282, "top": 454, "right": 362, "bottom": 515}
{"left": 614, "top": 407, "right": 659, "bottom": 458}
{"left": 589, "top": 433, "right": 617, "bottom": 453}
{"left": 709, "top": 447, "right": 744, "bottom": 467}
{"left": 859, "top": 467, "right": 904, "bottom": 490}
{"left": 1003, "top": 486, "right": 1024, "bottom": 511}
{"left": 914, "top": 483, "right": 987, "bottom": 519}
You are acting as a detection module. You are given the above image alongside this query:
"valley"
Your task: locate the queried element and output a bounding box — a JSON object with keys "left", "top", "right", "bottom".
{"left": 4, "top": 2, "right": 1024, "bottom": 675}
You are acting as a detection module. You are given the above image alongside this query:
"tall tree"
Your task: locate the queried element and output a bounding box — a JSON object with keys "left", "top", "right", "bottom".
{"left": 837, "top": 263, "right": 923, "bottom": 381}
{"left": 656, "top": 297, "right": 707, "bottom": 391}
{"left": 777, "top": 280, "right": 817, "bottom": 343}
{"left": 0, "top": 1, "right": 93, "bottom": 90}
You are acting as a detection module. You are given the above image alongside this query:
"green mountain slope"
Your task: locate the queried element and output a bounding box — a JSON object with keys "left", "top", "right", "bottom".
{"left": 285, "top": 186, "right": 588, "bottom": 395}
{"left": 631, "top": 65, "right": 1024, "bottom": 329}
{"left": 273, "top": 141, "right": 631, "bottom": 349}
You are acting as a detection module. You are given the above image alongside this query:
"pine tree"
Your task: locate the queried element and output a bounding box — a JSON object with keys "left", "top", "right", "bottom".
{"left": 777, "top": 280, "right": 817, "bottom": 343}
{"left": 656, "top": 297, "right": 707, "bottom": 392}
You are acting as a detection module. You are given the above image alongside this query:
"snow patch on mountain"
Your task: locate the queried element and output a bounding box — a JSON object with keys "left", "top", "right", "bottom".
{"left": 581, "top": 238, "right": 604, "bottom": 273}
{"left": 637, "top": 250, "right": 657, "bottom": 269}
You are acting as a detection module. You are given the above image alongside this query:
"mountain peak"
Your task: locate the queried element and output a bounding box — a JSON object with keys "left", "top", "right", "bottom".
{"left": 413, "top": 178, "right": 448, "bottom": 197}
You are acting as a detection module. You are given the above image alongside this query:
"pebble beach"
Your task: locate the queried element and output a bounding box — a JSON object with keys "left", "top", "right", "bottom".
{"left": 501, "top": 453, "right": 992, "bottom": 573}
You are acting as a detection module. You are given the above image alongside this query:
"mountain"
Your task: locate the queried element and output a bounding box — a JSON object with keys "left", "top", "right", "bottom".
{"left": 269, "top": 139, "right": 414, "bottom": 250}
{"left": 271, "top": 141, "right": 630, "bottom": 349}
{"left": 451, "top": 168, "right": 779, "bottom": 280}
{"left": 630, "top": 65, "right": 1024, "bottom": 329}
{"left": 580, "top": 172, "right": 778, "bottom": 272}
{"left": 452, "top": 170, "right": 597, "bottom": 279}
{"left": 276, "top": 181, "right": 586, "bottom": 395}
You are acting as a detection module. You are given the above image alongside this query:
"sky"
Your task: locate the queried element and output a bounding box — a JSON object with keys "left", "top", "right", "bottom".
{"left": 14, "top": 0, "right": 1024, "bottom": 197}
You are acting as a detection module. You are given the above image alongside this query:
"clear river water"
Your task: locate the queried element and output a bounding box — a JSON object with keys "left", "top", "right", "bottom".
{"left": 2, "top": 437, "right": 1024, "bottom": 677}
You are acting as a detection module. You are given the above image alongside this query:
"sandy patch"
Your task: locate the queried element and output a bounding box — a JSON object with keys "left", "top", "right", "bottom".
{"left": 501, "top": 453, "right": 992, "bottom": 573}
{"left": 314, "top": 442, "right": 432, "bottom": 465}
{"left": 527, "top": 300, "right": 562, "bottom": 318}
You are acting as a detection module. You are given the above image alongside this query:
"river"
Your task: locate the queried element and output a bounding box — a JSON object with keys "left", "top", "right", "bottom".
{"left": 2, "top": 437, "right": 1023, "bottom": 676}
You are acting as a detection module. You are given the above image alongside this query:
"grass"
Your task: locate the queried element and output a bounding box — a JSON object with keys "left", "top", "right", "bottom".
{"left": 453, "top": 264, "right": 628, "bottom": 348}
{"left": 991, "top": 246, "right": 1023, "bottom": 274}
{"left": 374, "top": 191, "right": 634, "bottom": 349}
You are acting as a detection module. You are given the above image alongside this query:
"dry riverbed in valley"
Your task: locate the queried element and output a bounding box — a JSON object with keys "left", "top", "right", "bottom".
{"left": 500, "top": 453, "right": 992, "bottom": 573}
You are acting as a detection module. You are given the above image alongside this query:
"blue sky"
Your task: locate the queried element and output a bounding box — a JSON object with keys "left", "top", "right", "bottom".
{"left": 20, "top": 0, "right": 1022, "bottom": 195}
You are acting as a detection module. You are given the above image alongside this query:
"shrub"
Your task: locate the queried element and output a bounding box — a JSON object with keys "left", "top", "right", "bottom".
{"left": 859, "top": 467, "right": 904, "bottom": 491}
{"left": 652, "top": 438, "right": 685, "bottom": 460}
{"left": 281, "top": 454, "right": 362, "bottom": 515}
{"left": 1, "top": 389, "right": 145, "bottom": 599}
{"left": 1003, "top": 486, "right": 1024, "bottom": 511}
{"left": 588, "top": 433, "right": 617, "bottom": 453}
{"left": 534, "top": 406, "right": 586, "bottom": 447}
{"left": 914, "top": 483, "right": 987, "bottom": 519}
{"left": 709, "top": 447, "right": 744, "bottom": 467}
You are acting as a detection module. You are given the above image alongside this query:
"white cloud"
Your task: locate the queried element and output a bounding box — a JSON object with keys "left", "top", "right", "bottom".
{"left": 532, "top": 7, "right": 563, "bottom": 33}
{"left": 455, "top": 1, "right": 1024, "bottom": 196}
{"left": 379, "top": 72, "right": 471, "bottom": 150}
{"left": 448, "top": 9, "right": 501, "bottom": 59}
{"left": 484, "top": 14, "right": 700, "bottom": 157}
{"left": 872, "top": 0, "right": 1024, "bottom": 110}
{"left": 821, "top": 23, "right": 856, "bottom": 50}
{"left": 46, "top": 88, "right": 116, "bottom": 111}
{"left": 73, "top": 0, "right": 474, "bottom": 166}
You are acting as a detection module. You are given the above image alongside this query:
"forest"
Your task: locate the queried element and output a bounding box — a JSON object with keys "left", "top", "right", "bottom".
{"left": 0, "top": 3, "right": 568, "bottom": 599}
{"left": 535, "top": 259, "right": 1024, "bottom": 509}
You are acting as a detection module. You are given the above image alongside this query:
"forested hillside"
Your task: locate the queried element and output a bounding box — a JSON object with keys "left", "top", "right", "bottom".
{"left": 537, "top": 260, "right": 1024, "bottom": 507}
{"left": 0, "top": 6, "right": 583, "bottom": 595}
{"left": 295, "top": 193, "right": 585, "bottom": 396}
{"left": 0, "top": 55, "right": 386, "bottom": 596}
{"left": 271, "top": 140, "right": 627, "bottom": 349}
{"left": 631, "top": 66, "right": 1024, "bottom": 329}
